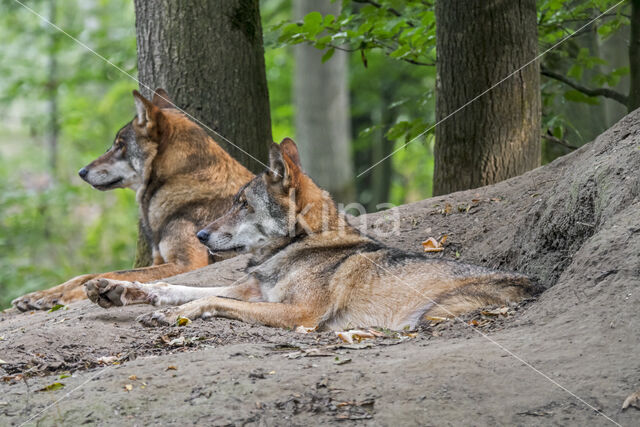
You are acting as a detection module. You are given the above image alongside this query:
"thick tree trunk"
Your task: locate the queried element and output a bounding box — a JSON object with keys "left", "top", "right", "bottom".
{"left": 433, "top": 0, "right": 541, "bottom": 196}
{"left": 628, "top": 0, "right": 640, "bottom": 110}
{"left": 293, "top": 0, "right": 354, "bottom": 203}
{"left": 132, "top": 0, "right": 272, "bottom": 266}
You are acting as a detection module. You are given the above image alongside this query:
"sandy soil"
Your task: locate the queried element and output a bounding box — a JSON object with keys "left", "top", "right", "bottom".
{"left": 2, "top": 111, "right": 640, "bottom": 426}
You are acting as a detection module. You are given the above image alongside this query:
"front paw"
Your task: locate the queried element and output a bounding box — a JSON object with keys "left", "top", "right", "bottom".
{"left": 12, "top": 291, "right": 61, "bottom": 312}
{"left": 85, "top": 278, "right": 156, "bottom": 308}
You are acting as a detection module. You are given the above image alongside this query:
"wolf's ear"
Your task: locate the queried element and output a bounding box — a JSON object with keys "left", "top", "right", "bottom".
{"left": 152, "top": 88, "right": 174, "bottom": 109}
{"left": 267, "top": 142, "right": 298, "bottom": 191}
{"left": 133, "top": 90, "right": 160, "bottom": 131}
{"left": 280, "top": 138, "right": 302, "bottom": 170}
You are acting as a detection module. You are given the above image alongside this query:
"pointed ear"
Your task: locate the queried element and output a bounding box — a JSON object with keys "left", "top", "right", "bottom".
{"left": 280, "top": 138, "right": 302, "bottom": 170}
{"left": 132, "top": 90, "right": 160, "bottom": 130}
{"left": 267, "top": 142, "right": 298, "bottom": 191}
{"left": 152, "top": 88, "right": 174, "bottom": 109}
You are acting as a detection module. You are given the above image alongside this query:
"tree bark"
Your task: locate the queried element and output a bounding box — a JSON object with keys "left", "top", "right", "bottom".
{"left": 628, "top": 0, "right": 640, "bottom": 110}
{"left": 433, "top": 0, "right": 541, "bottom": 196}
{"left": 293, "top": 0, "right": 354, "bottom": 203}
{"left": 132, "top": 0, "right": 272, "bottom": 267}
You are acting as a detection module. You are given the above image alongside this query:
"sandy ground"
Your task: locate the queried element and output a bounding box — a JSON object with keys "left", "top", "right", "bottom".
{"left": 2, "top": 111, "right": 640, "bottom": 426}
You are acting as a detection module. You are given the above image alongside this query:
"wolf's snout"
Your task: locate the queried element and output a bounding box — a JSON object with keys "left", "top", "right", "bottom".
{"left": 196, "top": 230, "right": 210, "bottom": 243}
{"left": 78, "top": 167, "right": 88, "bottom": 178}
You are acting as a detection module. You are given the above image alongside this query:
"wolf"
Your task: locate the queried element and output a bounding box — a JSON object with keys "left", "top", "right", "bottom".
{"left": 12, "top": 89, "right": 254, "bottom": 311}
{"left": 83, "top": 139, "right": 540, "bottom": 331}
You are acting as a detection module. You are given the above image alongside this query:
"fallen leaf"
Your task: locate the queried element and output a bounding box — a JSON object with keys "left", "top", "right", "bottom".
{"left": 176, "top": 316, "right": 191, "bottom": 327}
{"left": 96, "top": 356, "right": 117, "bottom": 364}
{"left": 124, "top": 384, "right": 133, "bottom": 392}
{"left": 0, "top": 359, "right": 7, "bottom": 364}
{"left": 481, "top": 307, "right": 510, "bottom": 317}
{"left": 37, "top": 382, "right": 65, "bottom": 392}
{"left": 58, "top": 374, "right": 70, "bottom": 380}
{"left": 622, "top": 390, "right": 640, "bottom": 410}
{"left": 335, "top": 330, "right": 377, "bottom": 344}
{"left": 425, "top": 316, "right": 448, "bottom": 324}
{"left": 295, "top": 325, "right": 317, "bottom": 334}
{"left": 422, "top": 237, "right": 444, "bottom": 253}
{"left": 128, "top": 375, "right": 138, "bottom": 381}
{"left": 468, "top": 319, "right": 479, "bottom": 326}
{"left": 334, "top": 357, "right": 352, "bottom": 365}
{"left": 166, "top": 365, "right": 177, "bottom": 371}
{"left": 48, "top": 304, "right": 67, "bottom": 313}
{"left": 168, "top": 336, "right": 185, "bottom": 347}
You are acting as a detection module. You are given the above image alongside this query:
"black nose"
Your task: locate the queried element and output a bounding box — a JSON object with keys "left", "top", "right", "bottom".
{"left": 78, "top": 168, "right": 88, "bottom": 178}
{"left": 196, "top": 230, "right": 210, "bottom": 243}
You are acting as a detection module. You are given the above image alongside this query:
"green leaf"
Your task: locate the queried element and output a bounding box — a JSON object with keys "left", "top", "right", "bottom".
{"left": 563, "top": 90, "right": 600, "bottom": 105}
{"left": 321, "top": 48, "right": 335, "bottom": 63}
{"left": 48, "top": 304, "right": 67, "bottom": 313}
{"left": 38, "top": 382, "right": 65, "bottom": 392}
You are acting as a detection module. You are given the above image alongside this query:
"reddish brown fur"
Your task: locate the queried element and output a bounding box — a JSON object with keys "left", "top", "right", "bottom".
{"left": 12, "top": 89, "right": 254, "bottom": 311}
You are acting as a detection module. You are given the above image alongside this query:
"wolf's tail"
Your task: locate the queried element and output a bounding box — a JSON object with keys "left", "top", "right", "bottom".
{"left": 423, "top": 272, "right": 542, "bottom": 319}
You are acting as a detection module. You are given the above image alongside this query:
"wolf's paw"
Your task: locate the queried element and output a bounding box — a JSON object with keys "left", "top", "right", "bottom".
{"left": 12, "top": 290, "right": 62, "bottom": 312}
{"left": 12, "top": 274, "right": 95, "bottom": 312}
{"left": 85, "top": 279, "right": 157, "bottom": 309}
{"left": 136, "top": 308, "right": 182, "bottom": 327}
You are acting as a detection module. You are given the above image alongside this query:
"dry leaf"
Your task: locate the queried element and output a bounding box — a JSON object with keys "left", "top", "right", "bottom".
{"left": 295, "top": 325, "right": 317, "bottom": 334}
{"left": 128, "top": 375, "right": 138, "bottom": 381}
{"left": 422, "top": 237, "right": 444, "bottom": 253}
{"left": 481, "top": 307, "right": 510, "bottom": 317}
{"left": 425, "top": 316, "right": 448, "bottom": 324}
{"left": 166, "top": 365, "right": 177, "bottom": 371}
{"left": 176, "top": 316, "right": 191, "bottom": 327}
{"left": 124, "top": 384, "right": 133, "bottom": 392}
{"left": 96, "top": 356, "right": 117, "bottom": 364}
{"left": 622, "top": 390, "right": 640, "bottom": 410}
{"left": 0, "top": 359, "right": 7, "bottom": 364}
{"left": 334, "top": 358, "right": 352, "bottom": 365}
{"left": 336, "top": 330, "right": 377, "bottom": 344}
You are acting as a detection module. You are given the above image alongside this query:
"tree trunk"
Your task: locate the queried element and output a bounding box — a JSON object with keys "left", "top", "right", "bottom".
{"left": 293, "top": 0, "right": 354, "bottom": 203}
{"left": 433, "top": 0, "right": 541, "bottom": 196}
{"left": 132, "top": 0, "right": 272, "bottom": 267}
{"left": 628, "top": 0, "right": 640, "bottom": 110}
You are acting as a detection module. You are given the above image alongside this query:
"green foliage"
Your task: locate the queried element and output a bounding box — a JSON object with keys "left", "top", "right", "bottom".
{"left": 538, "top": 0, "right": 631, "bottom": 146}
{"left": 0, "top": 0, "right": 138, "bottom": 308}
{"left": 273, "top": 0, "right": 632, "bottom": 168}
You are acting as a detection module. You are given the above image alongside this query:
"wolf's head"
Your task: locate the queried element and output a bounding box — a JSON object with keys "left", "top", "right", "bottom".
{"left": 78, "top": 88, "right": 175, "bottom": 191}
{"left": 196, "top": 139, "right": 342, "bottom": 253}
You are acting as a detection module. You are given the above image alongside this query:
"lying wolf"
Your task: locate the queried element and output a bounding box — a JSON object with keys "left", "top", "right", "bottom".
{"left": 84, "top": 139, "right": 539, "bottom": 330}
{"left": 12, "top": 89, "right": 253, "bottom": 311}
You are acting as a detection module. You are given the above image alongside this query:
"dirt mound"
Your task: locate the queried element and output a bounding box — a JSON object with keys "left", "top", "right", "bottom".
{"left": 1, "top": 111, "right": 639, "bottom": 425}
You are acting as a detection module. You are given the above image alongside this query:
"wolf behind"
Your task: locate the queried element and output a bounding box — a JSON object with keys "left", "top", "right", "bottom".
{"left": 85, "top": 139, "right": 540, "bottom": 331}
{"left": 12, "top": 89, "right": 254, "bottom": 311}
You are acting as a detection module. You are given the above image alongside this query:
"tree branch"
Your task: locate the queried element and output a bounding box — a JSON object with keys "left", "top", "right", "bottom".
{"left": 353, "top": 0, "right": 416, "bottom": 27}
{"left": 541, "top": 67, "right": 628, "bottom": 107}
{"left": 542, "top": 131, "right": 579, "bottom": 150}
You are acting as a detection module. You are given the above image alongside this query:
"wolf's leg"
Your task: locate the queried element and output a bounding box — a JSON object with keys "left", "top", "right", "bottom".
{"left": 137, "top": 297, "right": 318, "bottom": 329}
{"left": 85, "top": 278, "right": 261, "bottom": 308}
{"left": 12, "top": 262, "right": 196, "bottom": 312}
{"left": 12, "top": 274, "right": 98, "bottom": 311}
